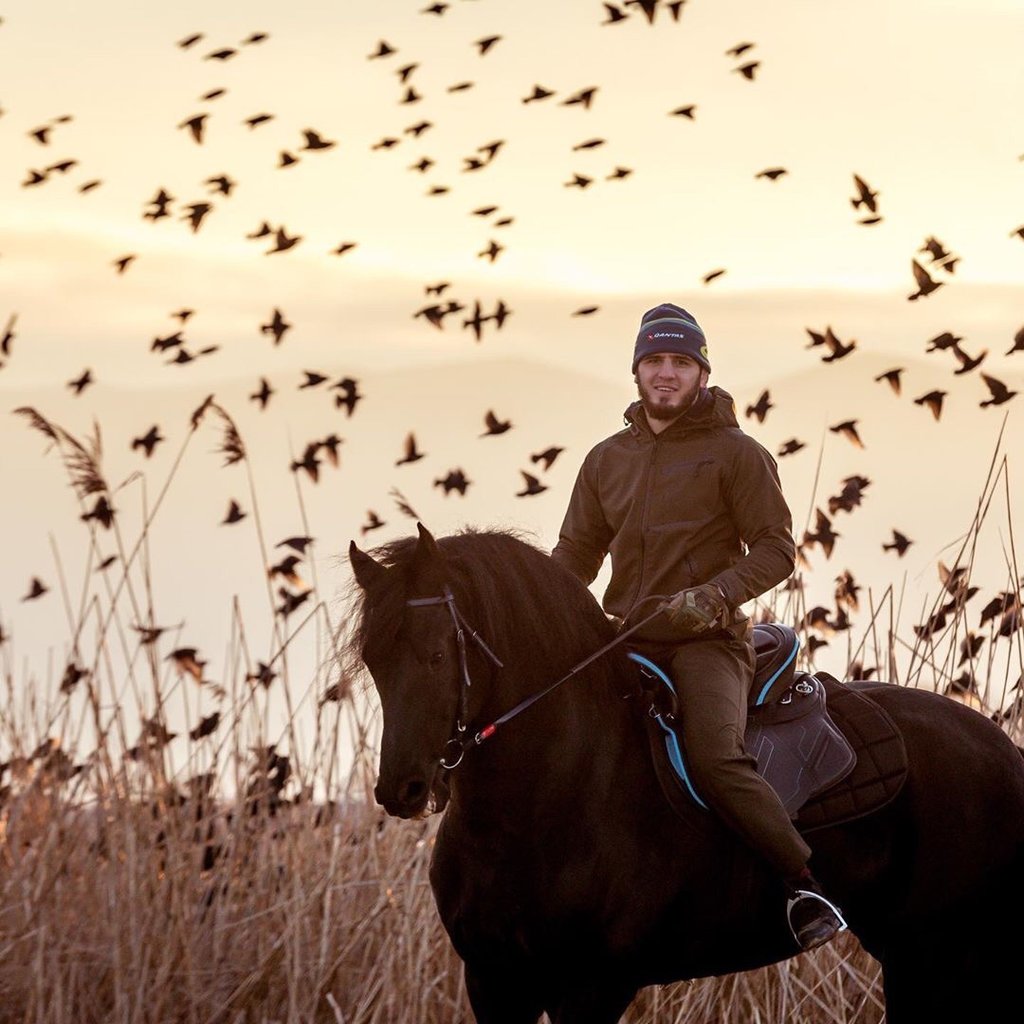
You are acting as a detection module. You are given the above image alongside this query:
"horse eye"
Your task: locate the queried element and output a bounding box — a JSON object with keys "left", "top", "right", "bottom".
{"left": 429, "top": 650, "right": 445, "bottom": 667}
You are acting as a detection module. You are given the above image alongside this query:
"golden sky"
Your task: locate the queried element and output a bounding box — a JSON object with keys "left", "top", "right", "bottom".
{"left": 1, "top": 0, "right": 1022, "bottom": 754}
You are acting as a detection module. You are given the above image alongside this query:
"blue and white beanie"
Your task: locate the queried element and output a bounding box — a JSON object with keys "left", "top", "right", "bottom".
{"left": 631, "top": 303, "right": 710, "bottom": 374}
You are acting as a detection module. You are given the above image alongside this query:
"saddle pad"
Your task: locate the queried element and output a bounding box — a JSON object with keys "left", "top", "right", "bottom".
{"left": 642, "top": 673, "right": 908, "bottom": 834}
{"left": 795, "top": 676, "right": 908, "bottom": 833}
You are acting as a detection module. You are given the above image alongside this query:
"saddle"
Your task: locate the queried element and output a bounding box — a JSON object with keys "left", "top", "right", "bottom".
{"left": 632, "top": 623, "right": 908, "bottom": 833}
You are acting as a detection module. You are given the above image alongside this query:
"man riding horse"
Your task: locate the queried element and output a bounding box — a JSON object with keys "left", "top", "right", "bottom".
{"left": 550, "top": 302, "right": 845, "bottom": 950}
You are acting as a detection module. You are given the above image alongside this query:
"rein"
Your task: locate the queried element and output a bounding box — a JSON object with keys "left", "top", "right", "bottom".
{"left": 406, "top": 587, "right": 667, "bottom": 769}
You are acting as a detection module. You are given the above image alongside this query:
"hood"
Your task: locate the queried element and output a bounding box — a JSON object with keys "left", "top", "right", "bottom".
{"left": 624, "top": 385, "right": 740, "bottom": 436}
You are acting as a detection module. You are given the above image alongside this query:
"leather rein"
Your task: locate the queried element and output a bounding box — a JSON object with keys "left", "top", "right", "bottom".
{"left": 406, "top": 587, "right": 667, "bottom": 769}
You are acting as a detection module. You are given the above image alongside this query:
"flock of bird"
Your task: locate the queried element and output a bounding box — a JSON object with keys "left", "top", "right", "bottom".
{"left": 2, "top": 0, "right": 1023, "bottom": 738}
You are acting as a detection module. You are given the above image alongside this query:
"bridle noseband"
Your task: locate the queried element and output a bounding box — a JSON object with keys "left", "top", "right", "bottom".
{"left": 406, "top": 585, "right": 503, "bottom": 768}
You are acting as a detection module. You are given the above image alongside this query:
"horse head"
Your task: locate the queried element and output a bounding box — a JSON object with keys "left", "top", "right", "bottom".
{"left": 349, "top": 523, "right": 469, "bottom": 819}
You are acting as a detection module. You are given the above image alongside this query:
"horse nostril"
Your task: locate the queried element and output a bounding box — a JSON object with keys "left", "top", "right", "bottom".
{"left": 399, "top": 778, "right": 427, "bottom": 807}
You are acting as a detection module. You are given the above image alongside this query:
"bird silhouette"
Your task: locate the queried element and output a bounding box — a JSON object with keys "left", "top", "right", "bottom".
{"left": 562, "top": 87, "right": 598, "bottom": 109}
{"left": 268, "top": 554, "right": 306, "bottom": 589}
{"left": 435, "top": 469, "right": 471, "bottom": 495}
{"left": 531, "top": 446, "right": 565, "bottom": 471}
{"left": 67, "top": 368, "right": 93, "bottom": 394}
{"left": 300, "top": 370, "right": 328, "bottom": 389}
{"left": 276, "top": 535, "right": 314, "bottom": 555}
{"left": 244, "top": 113, "right": 274, "bottom": 128}
{"left": 907, "top": 259, "right": 942, "bottom": 301}
{"left": 81, "top": 495, "right": 115, "bottom": 530}
{"left": 189, "top": 712, "right": 221, "bottom": 741}
{"left": 882, "top": 530, "right": 913, "bottom": 557}
{"left": 267, "top": 226, "right": 302, "bottom": 253}
{"left": 22, "top": 577, "right": 49, "bottom": 601}
{"left": 481, "top": 410, "right": 512, "bottom": 436}
{"left": 601, "top": 3, "right": 629, "bottom": 24}
{"left": 755, "top": 167, "right": 787, "bottom": 181}
{"left": 396, "top": 432, "right": 426, "bottom": 465}
{"left": 925, "top": 331, "right": 962, "bottom": 352}
{"left": 733, "top": 61, "right": 760, "bottom": 80}
{"left": 291, "top": 443, "right": 321, "bottom": 482}
{"left": 979, "top": 374, "right": 1018, "bottom": 407}
{"left": 177, "top": 113, "right": 208, "bottom": 144}
{"left": 132, "top": 425, "right": 165, "bottom": 457}
{"left": 516, "top": 471, "right": 548, "bottom": 497}
{"left": 950, "top": 342, "right": 987, "bottom": 374}
{"left": 361, "top": 510, "right": 386, "bottom": 535}
{"left": 803, "top": 508, "right": 840, "bottom": 559}
{"left": 222, "top": 499, "right": 246, "bottom": 525}
{"left": 300, "top": 128, "right": 336, "bottom": 150}
{"left": 333, "top": 377, "right": 363, "bottom": 416}
{"left": 250, "top": 377, "right": 274, "bottom": 409}
{"left": 670, "top": 104, "right": 696, "bottom": 119}
{"left": 522, "top": 85, "right": 555, "bottom": 103}
{"left": 850, "top": 174, "right": 879, "bottom": 213}
{"left": 320, "top": 433, "right": 343, "bottom": 468}
{"left": 573, "top": 306, "right": 599, "bottom": 316}
{"left": 167, "top": 647, "right": 206, "bottom": 683}
{"left": 1006, "top": 325, "right": 1024, "bottom": 355}
{"left": 464, "top": 301, "right": 488, "bottom": 341}
{"left": 368, "top": 40, "right": 396, "bottom": 59}
{"left": 1, "top": 313, "right": 16, "bottom": 358}
{"left": 112, "top": 255, "right": 136, "bottom": 274}
{"left": 745, "top": 389, "right": 773, "bottom": 423}
{"left": 475, "top": 34, "right": 502, "bottom": 55}
{"left": 913, "top": 390, "right": 947, "bottom": 421}
{"left": 702, "top": 268, "right": 726, "bottom": 284}
{"left": 829, "top": 419, "right": 864, "bottom": 448}
{"left": 260, "top": 308, "right": 291, "bottom": 345}
{"left": 777, "top": 438, "right": 806, "bottom": 457}
{"left": 874, "top": 368, "right": 903, "bottom": 395}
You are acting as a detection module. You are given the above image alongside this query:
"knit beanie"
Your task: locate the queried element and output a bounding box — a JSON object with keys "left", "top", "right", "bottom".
{"left": 631, "top": 303, "right": 710, "bottom": 374}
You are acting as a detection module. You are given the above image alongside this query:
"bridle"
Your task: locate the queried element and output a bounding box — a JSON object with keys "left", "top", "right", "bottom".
{"left": 406, "top": 586, "right": 667, "bottom": 769}
{"left": 406, "top": 586, "right": 504, "bottom": 769}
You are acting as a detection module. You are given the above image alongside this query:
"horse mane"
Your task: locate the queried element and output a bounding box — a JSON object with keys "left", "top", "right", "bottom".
{"left": 339, "top": 526, "right": 621, "bottom": 684}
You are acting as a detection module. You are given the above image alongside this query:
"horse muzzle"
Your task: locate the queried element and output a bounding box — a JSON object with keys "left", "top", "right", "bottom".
{"left": 375, "top": 761, "right": 448, "bottom": 819}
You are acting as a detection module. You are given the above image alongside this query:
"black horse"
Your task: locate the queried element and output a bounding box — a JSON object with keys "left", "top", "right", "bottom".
{"left": 346, "top": 524, "right": 1024, "bottom": 1023}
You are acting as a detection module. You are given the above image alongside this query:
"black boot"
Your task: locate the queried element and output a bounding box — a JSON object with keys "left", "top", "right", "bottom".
{"left": 785, "top": 874, "right": 847, "bottom": 951}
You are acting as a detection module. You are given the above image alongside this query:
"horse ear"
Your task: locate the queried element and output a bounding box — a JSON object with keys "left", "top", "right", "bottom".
{"left": 413, "top": 522, "right": 444, "bottom": 570}
{"left": 349, "top": 540, "right": 388, "bottom": 590}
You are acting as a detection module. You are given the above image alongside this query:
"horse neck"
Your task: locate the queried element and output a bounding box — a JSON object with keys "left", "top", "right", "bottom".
{"left": 450, "top": 646, "right": 647, "bottom": 821}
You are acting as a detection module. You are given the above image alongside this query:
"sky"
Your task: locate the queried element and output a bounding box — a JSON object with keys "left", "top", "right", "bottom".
{"left": 1, "top": 0, "right": 1022, "bottom": 772}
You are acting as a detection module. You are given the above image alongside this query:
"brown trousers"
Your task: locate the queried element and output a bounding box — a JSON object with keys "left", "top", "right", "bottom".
{"left": 635, "top": 630, "right": 812, "bottom": 880}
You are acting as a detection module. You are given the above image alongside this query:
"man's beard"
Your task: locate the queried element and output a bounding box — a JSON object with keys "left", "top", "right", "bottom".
{"left": 638, "top": 378, "right": 703, "bottom": 422}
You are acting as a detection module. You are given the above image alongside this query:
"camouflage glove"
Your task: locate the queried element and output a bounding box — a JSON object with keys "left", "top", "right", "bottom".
{"left": 662, "top": 583, "right": 730, "bottom": 634}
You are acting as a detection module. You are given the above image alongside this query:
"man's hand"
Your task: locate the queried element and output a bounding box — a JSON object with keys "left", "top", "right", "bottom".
{"left": 662, "top": 583, "right": 729, "bottom": 634}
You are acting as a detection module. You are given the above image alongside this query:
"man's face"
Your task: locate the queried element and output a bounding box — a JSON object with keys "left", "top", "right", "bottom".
{"left": 635, "top": 352, "right": 708, "bottom": 423}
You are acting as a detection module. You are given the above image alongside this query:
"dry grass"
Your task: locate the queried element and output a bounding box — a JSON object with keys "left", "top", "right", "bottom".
{"left": 1, "top": 405, "right": 1020, "bottom": 1023}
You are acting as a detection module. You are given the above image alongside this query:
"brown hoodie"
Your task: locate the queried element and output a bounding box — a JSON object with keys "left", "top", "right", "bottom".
{"left": 551, "top": 386, "right": 796, "bottom": 643}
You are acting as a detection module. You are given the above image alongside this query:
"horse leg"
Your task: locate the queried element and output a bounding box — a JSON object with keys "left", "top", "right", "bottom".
{"left": 546, "top": 980, "right": 637, "bottom": 1024}
{"left": 464, "top": 963, "right": 544, "bottom": 1024}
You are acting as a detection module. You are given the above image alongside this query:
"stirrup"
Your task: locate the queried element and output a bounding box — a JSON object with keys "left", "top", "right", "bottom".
{"left": 786, "top": 888, "right": 848, "bottom": 950}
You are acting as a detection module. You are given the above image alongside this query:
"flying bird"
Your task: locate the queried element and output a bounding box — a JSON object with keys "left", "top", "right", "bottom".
{"left": 755, "top": 167, "right": 787, "bottom": 181}
{"left": 396, "top": 432, "right": 426, "bottom": 465}
{"left": 745, "top": 389, "right": 773, "bottom": 423}
{"left": 874, "top": 368, "right": 903, "bottom": 395}
{"left": 907, "top": 259, "right": 943, "bottom": 301}
{"left": 131, "top": 425, "right": 165, "bottom": 457}
{"left": 222, "top": 500, "right": 246, "bottom": 525}
{"left": 531, "top": 446, "right": 565, "bottom": 471}
{"left": 361, "top": 510, "right": 386, "bottom": 535}
{"left": 481, "top": 410, "right": 512, "bottom": 436}
{"left": 22, "top": 577, "right": 49, "bottom": 601}
{"left": 178, "top": 113, "right": 208, "bottom": 144}
{"left": 435, "top": 469, "right": 471, "bottom": 496}
{"left": 882, "top": 530, "right": 913, "bottom": 557}
{"left": 913, "top": 390, "right": 947, "bottom": 421}
{"left": 777, "top": 438, "right": 806, "bottom": 457}
{"left": 979, "top": 374, "right": 1018, "bottom": 407}
{"left": 522, "top": 85, "right": 555, "bottom": 104}
{"left": 516, "top": 471, "right": 548, "bottom": 497}
{"left": 702, "top": 268, "right": 726, "bottom": 285}
{"left": 260, "top": 308, "right": 291, "bottom": 345}
{"left": 950, "top": 342, "right": 987, "bottom": 374}
{"left": 250, "top": 377, "right": 274, "bottom": 409}
{"left": 67, "top": 368, "right": 93, "bottom": 394}
{"left": 850, "top": 174, "right": 879, "bottom": 213}
{"left": 829, "top": 419, "right": 864, "bottom": 448}
{"left": 733, "top": 61, "right": 760, "bottom": 80}
{"left": 333, "top": 377, "right": 363, "bottom": 416}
